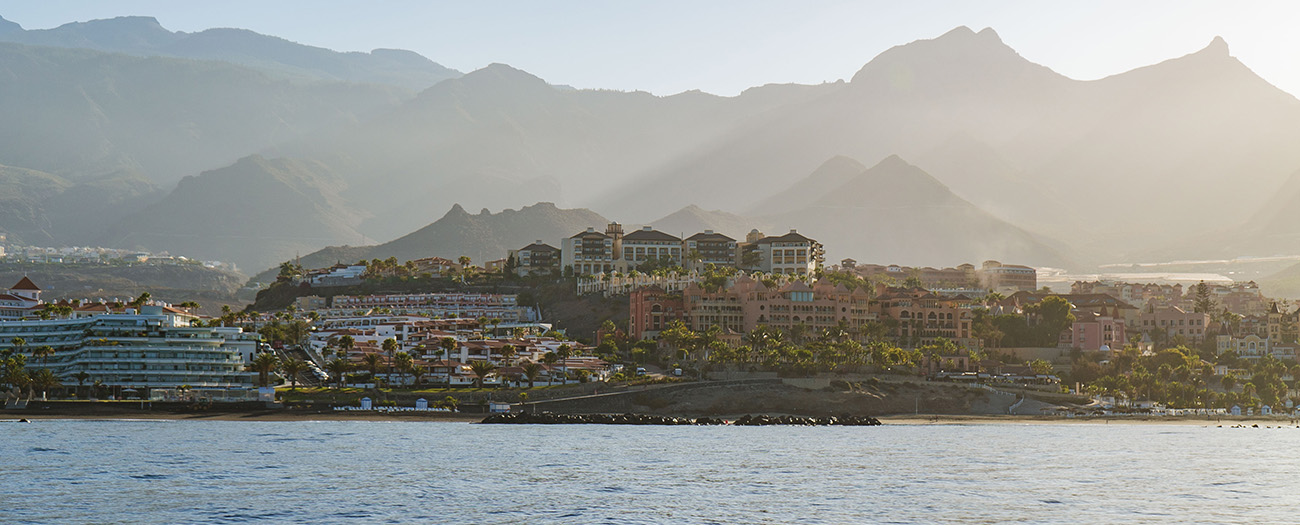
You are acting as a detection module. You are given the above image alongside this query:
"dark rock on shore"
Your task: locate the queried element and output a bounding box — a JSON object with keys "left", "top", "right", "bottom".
{"left": 479, "top": 412, "right": 881, "bottom": 426}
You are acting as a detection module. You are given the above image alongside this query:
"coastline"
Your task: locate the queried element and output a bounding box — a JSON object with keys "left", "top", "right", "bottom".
{"left": 879, "top": 414, "right": 1300, "bottom": 426}
{"left": 6, "top": 407, "right": 1299, "bottom": 426}
{"left": 1, "top": 406, "right": 484, "bottom": 423}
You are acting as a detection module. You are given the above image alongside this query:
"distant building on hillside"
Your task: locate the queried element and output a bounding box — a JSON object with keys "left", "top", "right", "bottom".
{"left": 619, "top": 226, "right": 683, "bottom": 269}
{"left": 561, "top": 225, "right": 618, "bottom": 276}
{"left": 873, "top": 286, "right": 979, "bottom": 350}
{"left": 739, "top": 229, "right": 823, "bottom": 275}
{"left": 306, "top": 263, "right": 367, "bottom": 287}
{"left": 0, "top": 276, "right": 42, "bottom": 320}
{"left": 975, "top": 260, "right": 1037, "bottom": 292}
{"left": 508, "top": 241, "right": 560, "bottom": 276}
{"left": 409, "top": 257, "right": 460, "bottom": 276}
{"left": 683, "top": 230, "right": 738, "bottom": 270}
{"left": 628, "top": 286, "right": 688, "bottom": 340}
{"left": 1062, "top": 310, "right": 1127, "bottom": 352}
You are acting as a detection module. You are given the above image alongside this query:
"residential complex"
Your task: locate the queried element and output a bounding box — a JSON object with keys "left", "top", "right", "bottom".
{"left": 742, "top": 229, "right": 823, "bottom": 275}
{"left": 324, "top": 292, "right": 538, "bottom": 323}
{"left": 557, "top": 222, "right": 823, "bottom": 276}
{"left": 848, "top": 260, "right": 1038, "bottom": 293}
{"left": 507, "top": 241, "right": 560, "bottom": 276}
{"left": 0, "top": 305, "right": 257, "bottom": 391}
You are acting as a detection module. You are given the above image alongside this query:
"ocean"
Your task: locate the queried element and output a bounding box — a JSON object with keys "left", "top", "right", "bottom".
{"left": 2, "top": 420, "right": 1297, "bottom": 524}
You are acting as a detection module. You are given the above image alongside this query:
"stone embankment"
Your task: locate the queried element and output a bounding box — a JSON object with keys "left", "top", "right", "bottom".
{"left": 479, "top": 412, "right": 881, "bottom": 426}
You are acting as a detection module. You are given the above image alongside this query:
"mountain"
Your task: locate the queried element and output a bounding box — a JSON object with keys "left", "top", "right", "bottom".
{"left": 102, "top": 156, "right": 369, "bottom": 272}
{"left": 252, "top": 202, "right": 610, "bottom": 281}
{"left": 649, "top": 205, "right": 759, "bottom": 241}
{"left": 760, "top": 155, "right": 1073, "bottom": 268}
{"left": 0, "top": 164, "right": 162, "bottom": 246}
{"left": 0, "top": 164, "right": 72, "bottom": 244}
{"left": 597, "top": 29, "right": 1300, "bottom": 262}
{"left": 272, "top": 62, "right": 835, "bottom": 241}
{"left": 0, "top": 41, "right": 407, "bottom": 186}
{"left": 602, "top": 26, "right": 1073, "bottom": 220}
{"left": 0, "top": 15, "right": 460, "bottom": 90}
{"left": 746, "top": 156, "right": 867, "bottom": 216}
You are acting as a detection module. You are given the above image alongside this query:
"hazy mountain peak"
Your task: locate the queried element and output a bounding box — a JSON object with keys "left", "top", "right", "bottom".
{"left": 446, "top": 203, "right": 469, "bottom": 216}
{"left": 875, "top": 154, "right": 910, "bottom": 169}
{"left": 850, "top": 25, "right": 1044, "bottom": 86}
{"left": 62, "top": 15, "right": 166, "bottom": 30}
{"left": 1202, "top": 35, "right": 1229, "bottom": 56}
{"left": 0, "top": 16, "right": 21, "bottom": 34}
{"left": 933, "top": 25, "right": 1006, "bottom": 47}
{"left": 453, "top": 63, "right": 550, "bottom": 91}
{"left": 820, "top": 155, "right": 868, "bottom": 172}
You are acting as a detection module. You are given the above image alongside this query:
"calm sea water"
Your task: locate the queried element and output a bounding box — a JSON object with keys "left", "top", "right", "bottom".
{"left": 2, "top": 420, "right": 1297, "bottom": 524}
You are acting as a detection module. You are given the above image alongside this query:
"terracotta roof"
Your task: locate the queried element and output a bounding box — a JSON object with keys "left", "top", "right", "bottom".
{"left": 778, "top": 281, "right": 813, "bottom": 293}
{"left": 10, "top": 276, "right": 40, "bottom": 291}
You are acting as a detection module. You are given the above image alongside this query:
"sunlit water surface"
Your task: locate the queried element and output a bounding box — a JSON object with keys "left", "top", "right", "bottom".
{"left": 2, "top": 420, "right": 1297, "bottom": 523}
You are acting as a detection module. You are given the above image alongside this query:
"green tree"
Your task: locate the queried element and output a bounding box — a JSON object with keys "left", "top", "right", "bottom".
{"left": 542, "top": 352, "right": 559, "bottom": 385}
{"left": 468, "top": 360, "right": 497, "bottom": 388}
{"left": 1193, "top": 281, "right": 1215, "bottom": 314}
{"left": 1029, "top": 296, "right": 1075, "bottom": 346}
{"left": 128, "top": 291, "right": 152, "bottom": 309}
{"left": 279, "top": 358, "right": 308, "bottom": 390}
{"left": 382, "top": 338, "right": 399, "bottom": 386}
{"left": 30, "top": 368, "right": 60, "bottom": 400}
{"left": 326, "top": 358, "right": 351, "bottom": 389}
{"left": 409, "top": 361, "right": 427, "bottom": 389}
{"left": 1028, "top": 359, "right": 1055, "bottom": 375}
{"left": 247, "top": 352, "right": 280, "bottom": 388}
{"left": 394, "top": 351, "right": 414, "bottom": 388}
{"left": 522, "top": 362, "right": 543, "bottom": 388}
{"left": 73, "top": 371, "right": 91, "bottom": 398}
{"left": 362, "top": 353, "right": 384, "bottom": 387}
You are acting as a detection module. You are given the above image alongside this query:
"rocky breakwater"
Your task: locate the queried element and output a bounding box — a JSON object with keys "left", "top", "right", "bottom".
{"left": 479, "top": 412, "right": 881, "bottom": 426}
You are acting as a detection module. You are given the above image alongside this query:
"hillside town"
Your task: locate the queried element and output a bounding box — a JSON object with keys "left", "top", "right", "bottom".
{"left": 0, "top": 235, "right": 238, "bottom": 272}
{"left": 3, "top": 219, "right": 1300, "bottom": 419}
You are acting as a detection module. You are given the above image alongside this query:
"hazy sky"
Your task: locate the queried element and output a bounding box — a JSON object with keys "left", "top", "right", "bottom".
{"left": 5, "top": 1, "right": 1300, "bottom": 97}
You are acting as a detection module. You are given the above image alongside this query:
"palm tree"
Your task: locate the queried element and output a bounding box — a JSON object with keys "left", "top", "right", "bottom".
{"left": 338, "top": 335, "right": 355, "bottom": 357}
{"left": 30, "top": 368, "right": 60, "bottom": 400}
{"left": 362, "top": 353, "right": 384, "bottom": 387}
{"left": 382, "top": 338, "right": 399, "bottom": 386}
{"left": 557, "top": 344, "right": 573, "bottom": 380}
{"left": 325, "top": 358, "right": 351, "bottom": 389}
{"left": 439, "top": 337, "right": 458, "bottom": 383}
{"left": 73, "top": 371, "right": 90, "bottom": 398}
{"left": 279, "top": 358, "right": 308, "bottom": 390}
{"left": 410, "top": 362, "right": 427, "bottom": 389}
{"left": 499, "top": 345, "right": 517, "bottom": 366}
{"left": 33, "top": 345, "right": 55, "bottom": 366}
{"left": 542, "top": 351, "right": 559, "bottom": 385}
{"left": 522, "top": 362, "right": 543, "bottom": 388}
{"left": 394, "top": 351, "right": 414, "bottom": 388}
{"left": 468, "top": 360, "right": 497, "bottom": 388}
{"left": 247, "top": 352, "right": 280, "bottom": 388}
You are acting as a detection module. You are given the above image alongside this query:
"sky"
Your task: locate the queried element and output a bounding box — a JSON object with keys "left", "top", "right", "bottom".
{"left": 4, "top": 1, "right": 1300, "bottom": 97}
